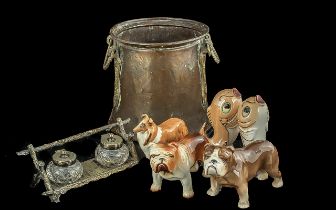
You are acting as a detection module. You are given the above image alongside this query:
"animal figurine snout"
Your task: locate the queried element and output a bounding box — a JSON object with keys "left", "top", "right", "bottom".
{"left": 156, "top": 163, "right": 168, "bottom": 173}
{"left": 211, "top": 159, "right": 217, "bottom": 164}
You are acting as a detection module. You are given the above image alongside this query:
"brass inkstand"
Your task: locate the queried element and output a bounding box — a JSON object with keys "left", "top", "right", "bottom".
{"left": 16, "top": 118, "right": 138, "bottom": 202}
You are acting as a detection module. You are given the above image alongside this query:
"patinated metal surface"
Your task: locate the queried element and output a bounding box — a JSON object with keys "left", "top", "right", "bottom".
{"left": 103, "top": 18, "right": 220, "bottom": 149}
{"left": 17, "top": 118, "right": 131, "bottom": 156}
{"left": 17, "top": 118, "right": 138, "bottom": 202}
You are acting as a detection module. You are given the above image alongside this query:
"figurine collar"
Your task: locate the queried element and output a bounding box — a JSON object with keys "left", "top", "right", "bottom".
{"left": 148, "top": 125, "right": 158, "bottom": 144}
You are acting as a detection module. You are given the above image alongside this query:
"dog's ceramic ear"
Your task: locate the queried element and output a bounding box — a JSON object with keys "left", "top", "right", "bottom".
{"left": 233, "top": 88, "right": 241, "bottom": 98}
{"left": 148, "top": 118, "right": 154, "bottom": 126}
{"left": 256, "top": 95, "right": 265, "bottom": 104}
{"left": 220, "top": 147, "right": 233, "bottom": 159}
{"left": 205, "top": 151, "right": 213, "bottom": 158}
{"left": 204, "top": 144, "right": 214, "bottom": 156}
{"left": 141, "top": 114, "right": 149, "bottom": 119}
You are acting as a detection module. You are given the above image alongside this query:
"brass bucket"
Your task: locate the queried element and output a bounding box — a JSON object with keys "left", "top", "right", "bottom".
{"left": 103, "top": 17, "right": 219, "bottom": 139}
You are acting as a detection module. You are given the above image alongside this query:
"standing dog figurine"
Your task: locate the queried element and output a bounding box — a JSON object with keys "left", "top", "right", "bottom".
{"left": 149, "top": 124, "right": 207, "bottom": 198}
{"left": 203, "top": 140, "right": 283, "bottom": 208}
{"left": 207, "top": 88, "right": 242, "bottom": 146}
{"left": 238, "top": 95, "right": 269, "bottom": 147}
{"left": 133, "top": 114, "right": 189, "bottom": 158}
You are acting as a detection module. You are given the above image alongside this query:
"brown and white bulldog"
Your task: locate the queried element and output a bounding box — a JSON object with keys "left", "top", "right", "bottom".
{"left": 133, "top": 114, "right": 189, "bottom": 158}
{"left": 149, "top": 132, "right": 207, "bottom": 198}
{"left": 203, "top": 140, "right": 283, "bottom": 208}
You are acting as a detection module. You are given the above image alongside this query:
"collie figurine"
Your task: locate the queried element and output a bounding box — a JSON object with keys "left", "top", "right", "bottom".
{"left": 133, "top": 114, "right": 189, "bottom": 158}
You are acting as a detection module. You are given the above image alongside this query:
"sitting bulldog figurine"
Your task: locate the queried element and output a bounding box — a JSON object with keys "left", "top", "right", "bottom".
{"left": 207, "top": 88, "right": 242, "bottom": 146}
{"left": 203, "top": 140, "right": 283, "bottom": 208}
{"left": 133, "top": 114, "right": 189, "bottom": 158}
{"left": 149, "top": 125, "right": 207, "bottom": 198}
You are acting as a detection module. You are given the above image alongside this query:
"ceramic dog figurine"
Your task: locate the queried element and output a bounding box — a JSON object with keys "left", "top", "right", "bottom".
{"left": 133, "top": 114, "right": 189, "bottom": 158}
{"left": 238, "top": 95, "right": 269, "bottom": 147}
{"left": 203, "top": 140, "right": 283, "bottom": 208}
{"left": 207, "top": 88, "right": 242, "bottom": 146}
{"left": 149, "top": 128, "right": 207, "bottom": 198}
{"left": 238, "top": 95, "right": 270, "bottom": 180}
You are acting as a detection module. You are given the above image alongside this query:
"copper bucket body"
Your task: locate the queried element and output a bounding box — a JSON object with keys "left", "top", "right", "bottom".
{"left": 103, "top": 18, "right": 219, "bottom": 148}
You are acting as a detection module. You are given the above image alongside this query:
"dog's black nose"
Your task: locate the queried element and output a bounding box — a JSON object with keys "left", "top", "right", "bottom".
{"left": 211, "top": 159, "right": 217, "bottom": 164}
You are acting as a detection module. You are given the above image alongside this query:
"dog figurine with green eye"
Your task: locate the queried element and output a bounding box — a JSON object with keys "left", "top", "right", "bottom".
{"left": 237, "top": 95, "right": 269, "bottom": 147}
{"left": 207, "top": 88, "right": 242, "bottom": 146}
{"left": 237, "top": 95, "right": 270, "bottom": 180}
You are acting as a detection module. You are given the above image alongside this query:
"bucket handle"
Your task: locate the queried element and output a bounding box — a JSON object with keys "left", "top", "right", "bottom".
{"left": 199, "top": 34, "right": 220, "bottom": 108}
{"left": 204, "top": 34, "right": 220, "bottom": 64}
{"left": 103, "top": 35, "right": 116, "bottom": 70}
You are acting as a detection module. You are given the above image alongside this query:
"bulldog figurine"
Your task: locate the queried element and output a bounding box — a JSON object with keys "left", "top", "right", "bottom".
{"left": 238, "top": 95, "right": 269, "bottom": 147}
{"left": 149, "top": 127, "right": 207, "bottom": 198}
{"left": 207, "top": 88, "right": 242, "bottom": 146}
{"left": 203, "top": 140, "right": 283, "bottom": 209}
{"left": 133, "top": 114, "right": 189, "bottom": 158}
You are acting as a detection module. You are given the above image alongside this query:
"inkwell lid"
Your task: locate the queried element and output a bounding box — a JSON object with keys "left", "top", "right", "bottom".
{"left": 100, "top": 133, "right": 123, "bottom": 150}
{"left": 52, "top": 149, "right": 77, "bottom": 166}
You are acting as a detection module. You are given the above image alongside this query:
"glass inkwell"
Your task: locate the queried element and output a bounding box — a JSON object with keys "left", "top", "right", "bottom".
{"left": 95, "top": 133, "right": 129, "bottom": 167}
{"left": 46, "top": 149, "right": 83, "bottom": 184}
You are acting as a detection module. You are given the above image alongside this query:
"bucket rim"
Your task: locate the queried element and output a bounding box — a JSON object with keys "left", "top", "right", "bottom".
{"left": 109, "top": 17, "right": 209, "bottom": 48}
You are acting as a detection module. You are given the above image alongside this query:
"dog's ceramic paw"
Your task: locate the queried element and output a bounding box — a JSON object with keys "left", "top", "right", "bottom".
{"left": 238, "top": 200, "right": 250, "bottom": 209}
{"left": 150, "top": 184, "right": 161, "bottom": 192}
{"left": 183, "top": 190, "right": 194, "bottom": 199}
{"left": 207, "top": 188, "right": 220, "bottom": 196}
{"left": 272, "top": 177, "right": 283, "bottom": 188}
{"left": 190, "top": 162, "right": 199, "bottom": 172}
{"left": 256, "top": 171, "right": 268, "bottom": 180}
